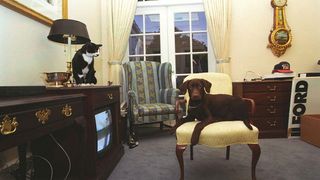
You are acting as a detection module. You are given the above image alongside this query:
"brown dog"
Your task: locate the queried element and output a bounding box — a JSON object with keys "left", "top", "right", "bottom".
{"left": 173, "top": 78, "right": 253, "bottom": 145}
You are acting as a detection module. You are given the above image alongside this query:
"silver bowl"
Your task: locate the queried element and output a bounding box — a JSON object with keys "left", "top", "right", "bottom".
{"left": 43, "top": 72, "right": 71, "bottom": 87}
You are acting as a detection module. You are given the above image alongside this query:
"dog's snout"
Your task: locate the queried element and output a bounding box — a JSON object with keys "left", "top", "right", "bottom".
{"left": 191, "top": 90, "right": 201, "bottom": 100}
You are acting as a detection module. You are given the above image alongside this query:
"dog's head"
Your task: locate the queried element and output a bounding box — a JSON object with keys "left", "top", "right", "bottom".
{"left": 80, "top": 42, "right": 102, "bottom": 57}
{"left": 180, "top": 79, "right": 212, "bottom": 100}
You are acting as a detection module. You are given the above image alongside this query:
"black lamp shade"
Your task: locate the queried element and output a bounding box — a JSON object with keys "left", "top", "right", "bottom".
{"left": 47, "top": 19, "right": 90, "bottom": 44}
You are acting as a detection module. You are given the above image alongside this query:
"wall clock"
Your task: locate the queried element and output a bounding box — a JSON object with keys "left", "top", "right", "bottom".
{"left": 267, "top": 0, "right": 292, "bottom": 57}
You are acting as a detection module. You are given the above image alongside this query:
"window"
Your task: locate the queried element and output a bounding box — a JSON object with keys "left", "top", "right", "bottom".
{"left": 129, "top": 14, "right": 161, "bottom": 62}
{"left": 128, "top": 0, "right": 214, "bottom": 88}
{"left": 172, "top": 11, "right": 209, "bottom": 88}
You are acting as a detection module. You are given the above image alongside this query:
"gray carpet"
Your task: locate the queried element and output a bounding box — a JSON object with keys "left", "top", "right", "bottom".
{"left": 109, "top": 127, "right": 320, "bottom": 180}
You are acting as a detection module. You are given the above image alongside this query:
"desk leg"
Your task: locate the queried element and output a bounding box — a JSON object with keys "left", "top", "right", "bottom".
{"left": 17, "top": 144, "right": 27, "bottom": 180}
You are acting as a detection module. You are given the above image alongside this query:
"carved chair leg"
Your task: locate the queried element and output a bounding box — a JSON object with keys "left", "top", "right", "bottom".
{"left": 190, "top": 145, "right": 194, "bottom": 160}
{"left": 248, "top": 144, "right": 261, "bottom": 180}
{"left": 226, "top": 145, "right": 230, "bottom": 160}
{"left": 176, "top": 145, "right": 187, "bottom": 180}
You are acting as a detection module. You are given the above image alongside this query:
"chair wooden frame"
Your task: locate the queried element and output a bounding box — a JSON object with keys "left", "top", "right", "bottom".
{"left": 175, "top": 98, "right": 261, "bottom": 180}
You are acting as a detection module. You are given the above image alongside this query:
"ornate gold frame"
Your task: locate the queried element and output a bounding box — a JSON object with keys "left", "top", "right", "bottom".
{"left": 267, "top": 0, "right": 292, "bottom": 57}
{"left": 0, "top": 0, "right": 68, "bottom": 26}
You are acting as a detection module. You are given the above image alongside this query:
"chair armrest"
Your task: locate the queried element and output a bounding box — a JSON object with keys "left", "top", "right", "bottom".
{"left": 242, "top": 98, "right": 256, "bottom": 123}
{"left": 160, "top": 88, "right": 180, "bottom": 105}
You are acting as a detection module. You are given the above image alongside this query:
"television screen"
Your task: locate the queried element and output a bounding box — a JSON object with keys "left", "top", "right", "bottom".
{"left": 95, "top": 109, "right": 112, "bottom": 153}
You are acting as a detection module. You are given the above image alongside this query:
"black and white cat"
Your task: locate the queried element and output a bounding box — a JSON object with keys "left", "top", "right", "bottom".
{"left": 72, "top": 42, "right": 102, "bottom": 84}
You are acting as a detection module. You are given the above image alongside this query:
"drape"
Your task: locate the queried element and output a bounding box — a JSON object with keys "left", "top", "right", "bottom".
{"left": 104, "top": 0, "right": 137, "bottom": 84}
{"left": 203, "top": 0, "right": 231, "bottom": 75}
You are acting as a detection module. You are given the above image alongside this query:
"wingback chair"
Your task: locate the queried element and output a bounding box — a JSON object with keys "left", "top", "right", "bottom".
{"left": 175, "top": 73, "right": 261, "bottom": 180}
{"left": 123, "top": 61, "right": 180, "bottom": 147}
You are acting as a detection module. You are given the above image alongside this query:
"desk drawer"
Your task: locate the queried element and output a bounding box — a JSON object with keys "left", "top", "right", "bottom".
{"left": 92, "top": 88, "right": 119, "bottom": 108}
{"left": 253, "top": 117, "right": 287, "bottom": 130}
{"left": 243, "top": 82, "right": 291, "bottom": 93}
{"left": 254, "top": 105, "right": 289, "bottom": 117}
{"left": 0, "top": 101, "right": 83, "bottom": 136}
{"left": 244, "top": 92, "right": 290, "bottom": 104}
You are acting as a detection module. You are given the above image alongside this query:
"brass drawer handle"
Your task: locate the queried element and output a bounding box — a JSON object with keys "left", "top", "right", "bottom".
{"left": 267, "top": 106, "right": 277, "bottom": 114}
{"left": 62, "top": 104, "right": 73, "bottom": 117}
{"left": 267, "top": 120, "right": 277, "bottom": 127}
{"left": 107, "top": 93, "right": 113, "bottom": 100}
{"left": 268, "top": 96, "right": 277, "bottom": 102}
{"left": 0, "top": 115, "right": 19, "bottom": 135}
{"left": 35, "top": 108, "right": 51, "bottom": 124}
{"left": 267, "top": 85, "right": 277, "bottom": 91}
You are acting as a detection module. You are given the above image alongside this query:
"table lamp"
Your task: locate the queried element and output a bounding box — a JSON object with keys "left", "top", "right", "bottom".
{"left": 47, "top": 19, "right": 90, "bottom": 75}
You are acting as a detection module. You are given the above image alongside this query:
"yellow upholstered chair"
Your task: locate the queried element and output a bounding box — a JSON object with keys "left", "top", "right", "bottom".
{"left": 175, "top": 73, "right": 261, "bottom": 180}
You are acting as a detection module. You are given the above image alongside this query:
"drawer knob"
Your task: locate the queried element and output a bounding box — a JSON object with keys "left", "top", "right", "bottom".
{"left": 267, "top": 120, "right": 277, "bottom": 127}
{"left": 267, "top": 85, "right": 277, "bottom": 91}
{"left": 0, "top": 115, "right": 19, "bottom": 135}
{"left": 268, "top": 96, "right": 277, "bottom": 102}
{"left": 107, "top": 93, "right": 113, "bottom": 100}
{"left": 62, "top": 104, "right": 73, "bottom": 117}
{"left": 35, "top": 108, "right": 51, "bottom": 124}
{"left": 267, "top": 106, "right": 277, "bottom": 114}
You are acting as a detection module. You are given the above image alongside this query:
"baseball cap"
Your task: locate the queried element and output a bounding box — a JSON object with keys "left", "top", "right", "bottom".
{"left": 272, "top": 61, "right": 293, "bottom": 73}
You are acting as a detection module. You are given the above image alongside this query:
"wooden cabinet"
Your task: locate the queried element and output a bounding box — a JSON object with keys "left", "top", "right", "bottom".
{"left": 47, "top": 86, "right": 124, "bottom": 180}
{"left": 233, "top": 80, "right": 292, "bottom": 138}
{"left": 0, "top": 90, "right": 87, "bottom": 179}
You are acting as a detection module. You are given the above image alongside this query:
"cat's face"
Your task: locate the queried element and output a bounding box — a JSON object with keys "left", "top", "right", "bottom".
{"left": 82, "top": 42, "right": 102, "bottom": 57}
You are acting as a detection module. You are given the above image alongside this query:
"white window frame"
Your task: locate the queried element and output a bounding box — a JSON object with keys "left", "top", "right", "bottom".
{"left": 125, "top": 0, "right": 215, "bottom": 88}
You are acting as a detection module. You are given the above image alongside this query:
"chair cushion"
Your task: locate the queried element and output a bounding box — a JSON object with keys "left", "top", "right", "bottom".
{"left": 176, "top": 121, "right": 259, "bottom": 147}
{"left": 137, "top": 103, "right": 176, "bottom": 116}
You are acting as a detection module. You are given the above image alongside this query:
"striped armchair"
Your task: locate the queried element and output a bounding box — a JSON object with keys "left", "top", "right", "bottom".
{"left": 123, "top": 61, "right": 180, "bottom": 147}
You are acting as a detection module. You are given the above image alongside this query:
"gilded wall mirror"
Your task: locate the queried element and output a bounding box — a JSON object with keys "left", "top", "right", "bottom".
{"left": 267, "top": 0, "right": 292, "bottom": 57}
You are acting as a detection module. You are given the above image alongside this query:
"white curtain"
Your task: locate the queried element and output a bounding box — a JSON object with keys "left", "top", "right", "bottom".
{"left": 203, "top": 0, "right": 231, "bottom": 75}
{"left": 104, "top": 0, "right": 137, "bottom": 84}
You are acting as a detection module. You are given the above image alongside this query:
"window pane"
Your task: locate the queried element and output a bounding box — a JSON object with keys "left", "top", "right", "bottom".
{"left": 174, "top": 13, "right": 189, "bottom": 32}
{"left": 193, "top": 54, "right": 208, "bottom": 73}
{"left": 175, "top": 34, "right": 190, "bottom": 53}
{"left": 192, "top": 33, "right": 208, "bottom": 52}
{"left": 191, "top": 12, "right": 207, "bottom": 31}
{"left": 176, "top": 75, "right": 187, "bottom": 90}
{"left": 175, "top": 55, "right": 191, "bottom": 74}
{"left": 145, "top": 14, "right": 160, "bottom": 33}
{"left": 129, "top": 36, "right": 144, "bottom": 55}
{"left": 146, "top": 56, "right": 161, "bottom": 63}
{"left": 129, "top": 56, "right": 144, "bottom": 61}
{"left": 146, "top": 35, "right": 160, "bottom": 54}
{"left": 131, "top": 15, "right": 143, "bottom": 34}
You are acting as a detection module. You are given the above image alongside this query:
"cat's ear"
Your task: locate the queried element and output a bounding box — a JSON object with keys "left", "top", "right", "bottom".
{"left": 97, "top": 44, "right": 102, "bottom": 47}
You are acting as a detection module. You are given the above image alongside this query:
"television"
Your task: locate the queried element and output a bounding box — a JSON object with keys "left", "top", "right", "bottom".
{"left": 95, "top": 108, "right": 113, "bottom": 155}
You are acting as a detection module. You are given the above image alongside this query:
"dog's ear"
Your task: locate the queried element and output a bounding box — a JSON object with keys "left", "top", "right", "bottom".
{"left": 201, "top": 79, "right": 212, "bottom": 93}
{"left": 96, "top": 44, "right": 102, "bottom": 47}
{"left": 179, "top": 80, "right": 190, "bottom": 95}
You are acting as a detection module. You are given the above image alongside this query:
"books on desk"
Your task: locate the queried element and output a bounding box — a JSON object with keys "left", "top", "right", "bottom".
{"left": 262, "top": 72, "right": 296, "bottom": 80}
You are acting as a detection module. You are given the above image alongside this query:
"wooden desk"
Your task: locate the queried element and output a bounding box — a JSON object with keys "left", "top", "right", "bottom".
{"left": 47, "top": 86, "right": 124, "bottom": 179}
{"left": 0, "top": 92, "right": 87, "bottom": 179}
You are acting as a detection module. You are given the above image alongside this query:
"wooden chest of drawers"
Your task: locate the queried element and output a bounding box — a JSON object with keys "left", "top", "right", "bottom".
{"left": 233, "top": 80, "right": 292, "bottom": 138}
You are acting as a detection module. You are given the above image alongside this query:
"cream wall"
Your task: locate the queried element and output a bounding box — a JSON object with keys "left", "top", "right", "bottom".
{"left": 0, "top": 5, "right": 65, "bottom": 86}
{"left": 230, "top": 0, "right": 320, "bottom": 81}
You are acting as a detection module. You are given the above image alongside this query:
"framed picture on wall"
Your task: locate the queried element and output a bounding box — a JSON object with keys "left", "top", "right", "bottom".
{"left": 0, "top": 0, "right": 68, "bottom": 26}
